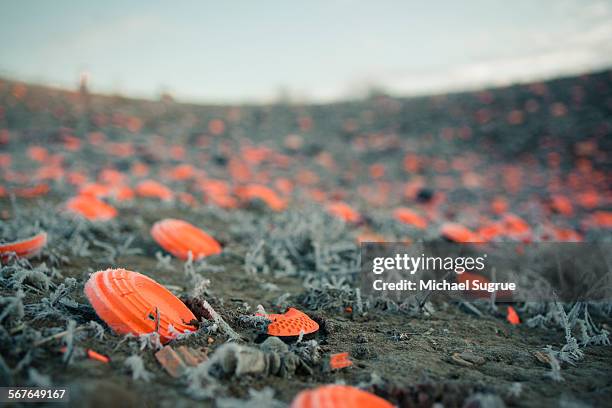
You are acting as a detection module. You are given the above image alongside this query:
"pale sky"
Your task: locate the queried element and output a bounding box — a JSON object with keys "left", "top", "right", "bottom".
{"left": 1, "top": 0, "right": 612, "bottom": 103}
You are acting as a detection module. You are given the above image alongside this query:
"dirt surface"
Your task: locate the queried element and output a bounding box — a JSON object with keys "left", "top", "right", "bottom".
{"left": 1, "top": 71, "right": 611, "bottom": 407}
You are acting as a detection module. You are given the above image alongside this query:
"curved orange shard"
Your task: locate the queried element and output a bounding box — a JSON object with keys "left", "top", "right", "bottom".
{"left": 136, "top": 179, "right": 174, "bottom": 201}
{"left": 550, "top": 195, "right": 573, "bottom": 216}
{"left": 440, "top": 223, "right": 480, "bottom": 243}
{"left": 258, "top": 307, "right": 319, "bottom": 337}
{"left": 151, "top": 218, "right": 222, "bottom": 260}
{"left": 0, "top": 231, "right": 47, "bottom": 260}
{"left": 79, "top": 183, "right": 113, "bottom": 198}
{"left": 507, "top": 306, "right": 520, "bottom": 325}
{"left": 326, "top": 202, "right": 361, "bottom": 223}
{"left": 66, "top": 195, "right": 118, "bottom": 221}
{"left": 84, "top": 268, "right": 196, "bottom": 344}
{"left": 588, "top": 211, "right": 612, "bottom": 229}
{"left": 13, "top": 183, "right": 50, "bottom": 198}
{"left": 290, "top": 385, "right": 393, "bottom": 408}
{"left": 502, "top": 214, "right": 531, "bottom": 237}
{"left": 235, "top": 184, "right": 287, "bottom": 211}
{"left": 329, "top": 352, "right": 353, "bottom": 370}
{"left": 393, "top": 208, "right": 427, "bottom": 229}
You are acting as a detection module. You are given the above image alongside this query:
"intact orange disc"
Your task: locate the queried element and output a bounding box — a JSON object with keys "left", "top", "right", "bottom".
{"left": 135, "top": 179, "right": 174, "bottom": 201}
{"left": 258, "top": 307, "right": 319, "bottom": 337}
{"left": 84, "top": 268, "right": 196, "bottom": 344}
{"left": 151, "top": 218, "right": 222, "bottom": 260}
{"left": 66, "top": 195, "right": 118, "bottom": 221}
{"left": 290, "top": 385, "right": 393, "bottom": 408}
{"left": 0, "top": 231, "right": 47, "bottom": 260}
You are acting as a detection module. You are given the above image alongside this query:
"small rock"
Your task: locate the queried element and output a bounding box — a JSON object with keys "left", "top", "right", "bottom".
{"left": 451, "top": 353, "right": 473, "bottom": 367}
{"left": 459, "top": 351, "right": 485, "bottom": 365}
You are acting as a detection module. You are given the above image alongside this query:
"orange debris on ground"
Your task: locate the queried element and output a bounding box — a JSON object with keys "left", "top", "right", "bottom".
{"left": 393, "top": 207, "right": 427, "bottom": 229}
{"left": 257, "top": 307, "right": 319, "bottom": 337}
{"left": 290, "top": 385, "right": 393, "bottom": 408}
{"left": 234, "top": 184, "right": 287, "bottom": 211}
{"left": 0, "top": 231, "right": 47, "bottom": 260}
{"left": 151, "top": 218, "right": 222, "bottom": 260}
{"left": 329, "top": 352, "right": 353, "bottom": 370}
{"left": 440, "top": 223, "right": 480, "bottom": 243}
{"left": 326, "top": 201, "right": 361, "bottom": 223}
{"left": 135, "top": 179, "right": 174, "bottom": 201}
{"left": 66, "top": 195, "right": 118, "bottom": 221}
{"left": 507, "top": 306, "right": 520, "bottom": 325}
{"left": 155, "top": 345, "right": 208, "bottom": 378}
{"left": 84, "top": 268, "right": 197, "bottom": 344}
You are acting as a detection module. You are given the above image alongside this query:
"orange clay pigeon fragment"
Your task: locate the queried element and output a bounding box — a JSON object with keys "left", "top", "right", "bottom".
{"left": 151, "top": 218, "right": 222, "bottom": 260}
{"left": 13, "top": 183, "right": 50, "bottom": 198}
{"left": 440, "top": 223, "right": 480, "bottom": 243}
{"left": 550, "top": 195, "right": 573, "bottom": 216}
{"left": 135, "top": 179, "right": 174, "bottom": 201}
{"left": 326, "top": 202, "right": 361, "bottom": 223}
{"left": 258, "top": 308, "right": 319, "bottom": 337}
{"left": 87, "top": 349, "right": 110, "bottom": 363}
{"left": 235, "top": 184, "right": 287, "bottom": 211}
{"left": 66, "top": 195, "right": 117, "bottom": 221}
{"left": 393, "top": 207, "right": 427, "bottom": 229}
{"left": 59, "top": 347, "right": 109, "bottom": 363}
{"left": 84, "top": 268, "right": 197, "bottom": 344}
{"left": 589, "top": 211, "right": 612, "bottom": 228}
{"left": 502, "top": 214, "right": 531, "bottom": 237}
{"left": 477, "top": 222, "right": 505, "bottom": 242}
{"left": 330, "top": 352, "right": 353, "bottom": 370}
{"left": 0, "top": 232, "right": 47, "bottom": 260}
{"left": 79, "top": 183, "right": 113, "bottom": 198}
{"left": 290, "top": 385, "right": 393, "bottom": 408}
{"left": 507, "top": 306, "right": 520, "bottom": 325}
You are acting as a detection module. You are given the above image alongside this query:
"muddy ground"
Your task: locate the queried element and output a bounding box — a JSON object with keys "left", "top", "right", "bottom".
{"left": 1, "top": 71, "right": 612, "bottom": 407}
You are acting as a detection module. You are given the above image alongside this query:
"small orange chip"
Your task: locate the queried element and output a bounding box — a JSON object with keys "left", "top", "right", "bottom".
{"left": 330, "top": 352, "right": 353, "bottom": 370}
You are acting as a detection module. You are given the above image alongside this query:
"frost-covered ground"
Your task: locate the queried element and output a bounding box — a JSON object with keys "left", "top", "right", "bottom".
{"left": 1, "top": 71, "right": 611, "bottom": 407}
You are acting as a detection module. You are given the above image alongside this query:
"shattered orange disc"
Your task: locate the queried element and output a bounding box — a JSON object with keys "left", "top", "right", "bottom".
{"left": 393, "top": 207, "right": 427, "bottom": 229}
{"left": 66, "top": 195, "right": 118, "bottom": 221}
{"left": 151, "top": 218, "right": 222, "bottom": 260}
{"left": 440, "top": 223, "right": 480, "bottom": 243}
{"left": 326, "top": 201, "right": 361, "bottom": 223}
{"left": 0, "top": 231, "right": 47, "bottom": 260}
{"left": 84, "top": 268, "right": 196, "bottom": 344}
{"left": 259, "top": 307, "right": 319, "bottom": 337}
{"left": 290, "top": 385, "right": 393, "bottom": 408}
